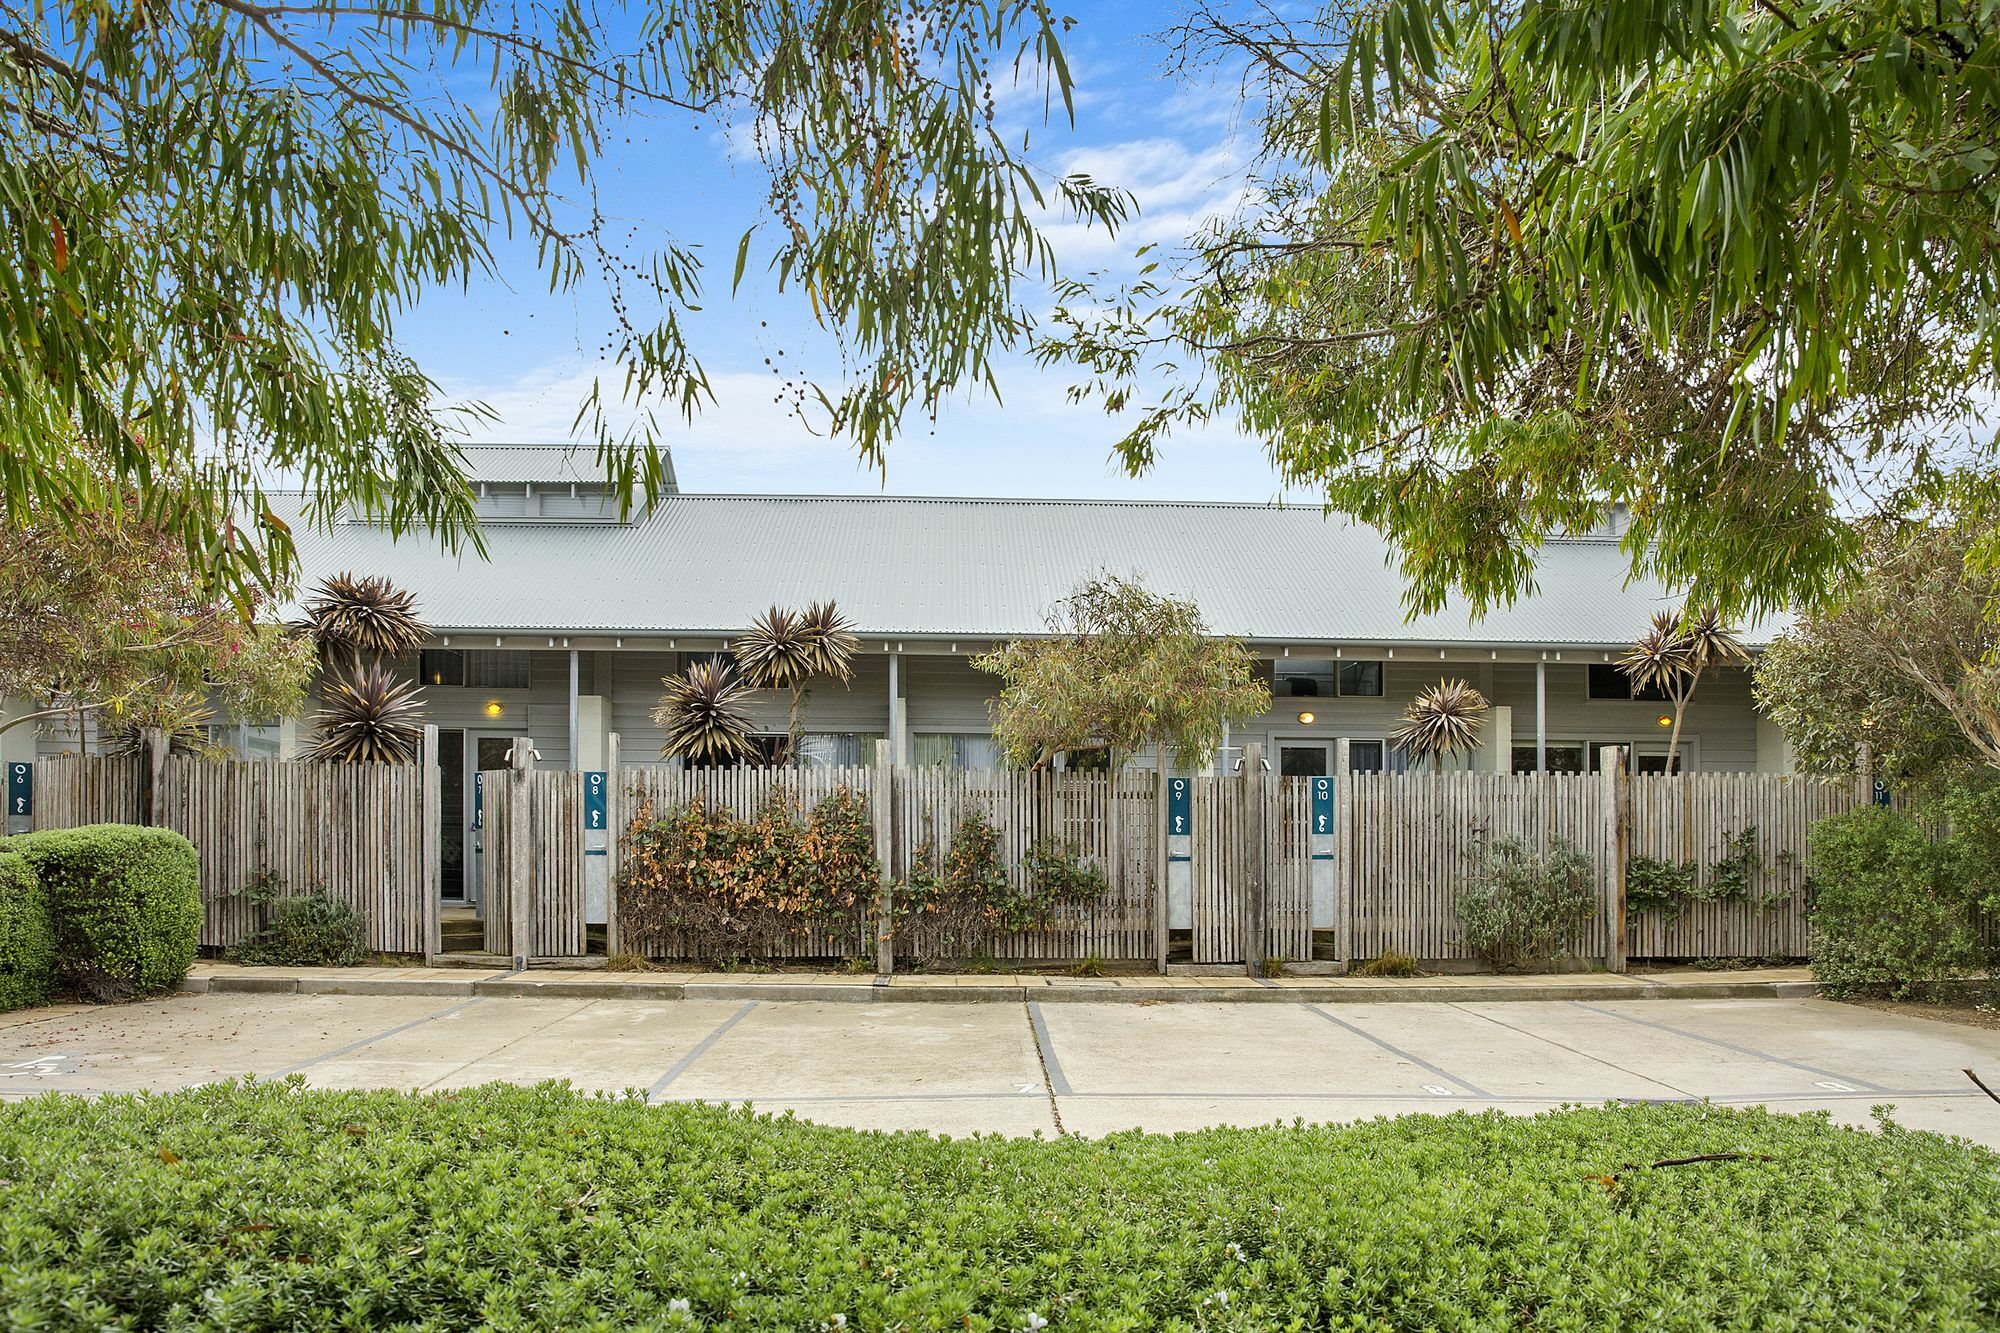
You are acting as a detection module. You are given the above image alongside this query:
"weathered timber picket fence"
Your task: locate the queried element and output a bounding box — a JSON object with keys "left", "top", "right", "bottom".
{"left": 30, "top": 730, "right": 1871, "bottom": 971}
{"left": 29, "top": 738, "right": 441, "bottom": 956}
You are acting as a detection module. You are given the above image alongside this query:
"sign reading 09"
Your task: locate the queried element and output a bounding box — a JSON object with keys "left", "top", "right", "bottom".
{"left": 6, "top": 762, "right": 29, "bottom": 818}
{"left": 1166, "top": 777, "right": 1191, "bottom": 835}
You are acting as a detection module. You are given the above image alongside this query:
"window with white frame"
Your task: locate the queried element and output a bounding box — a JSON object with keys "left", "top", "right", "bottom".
{"left": 912, "top": 733, "right": 1001, "bottom": 769}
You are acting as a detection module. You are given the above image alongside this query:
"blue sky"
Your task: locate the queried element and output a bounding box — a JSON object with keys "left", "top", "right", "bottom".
{"left": 396, "top": 3, "right": 1294, "bottom": 503}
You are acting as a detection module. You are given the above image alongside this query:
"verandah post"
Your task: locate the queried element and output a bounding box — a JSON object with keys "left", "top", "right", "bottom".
{"left": 873, "top": 737, "right": 894, "bottom": 979}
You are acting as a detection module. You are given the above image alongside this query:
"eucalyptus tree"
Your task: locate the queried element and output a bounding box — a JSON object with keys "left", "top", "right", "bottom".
{"left": 1043, "top": 0, "right": 2000, "bottom": 620}
{"left": 975, "top": 575, "right": 1271, "bottom": 771}
{"left": 0, "top": 1, "right": 1127, "bottom": 598}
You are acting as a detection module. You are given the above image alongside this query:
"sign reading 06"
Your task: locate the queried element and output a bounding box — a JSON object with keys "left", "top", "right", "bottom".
{"left": 6, "top": 762, "right": 29, "bottom": 818}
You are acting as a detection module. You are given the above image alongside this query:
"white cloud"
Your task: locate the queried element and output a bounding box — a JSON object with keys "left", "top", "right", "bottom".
{"left": 1036, "top": 133, "right": 1255, "bottom": 267}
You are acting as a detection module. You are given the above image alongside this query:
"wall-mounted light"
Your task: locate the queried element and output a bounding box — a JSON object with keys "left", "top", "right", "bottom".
{"left": 1656, "top": 714, "right": 1673, "bottom": 729}
{"left": 485, "top": 701, "right": 504, "bottom": 718}
{"left": 1298, "top": 711, "right": 1317, "bottom": 725}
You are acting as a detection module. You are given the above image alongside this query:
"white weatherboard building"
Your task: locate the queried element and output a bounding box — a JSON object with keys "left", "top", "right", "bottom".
{"left": 9, "top": 445, "right": 1793, "bottom": 906}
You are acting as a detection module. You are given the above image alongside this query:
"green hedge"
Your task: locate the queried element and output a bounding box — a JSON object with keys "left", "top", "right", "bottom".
{"left": 13, "top": 824, "right": 201, "bottom": 1001}
{"left": 1810, "top": 805, "right": 1991, "bottom": 998}
{"left": 0, "top": 848, "right": 54, "bottom": 1011}
{"left": 0, "top": 1084, "right": 1994, "bottom": 1328}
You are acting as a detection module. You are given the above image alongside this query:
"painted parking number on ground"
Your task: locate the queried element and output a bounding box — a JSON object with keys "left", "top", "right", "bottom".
{"left": 1310, "top": 777, "right": 1333, "bottom": 835}
{"left": 1167, "top": 778, "right": 1191, "bottom": 836}
{"left": 7, "top": 762, "right": 29, "bottom": 817}
{"left": 584, "top": 771, "right": 608, "bottom": 830}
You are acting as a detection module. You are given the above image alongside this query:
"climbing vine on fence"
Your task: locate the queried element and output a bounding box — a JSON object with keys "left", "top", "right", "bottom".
{"left": 617, "top": 788, "right": 875, "bottom": 962}
{"left": 1626, "top": 826, "right": 1792, "bottom": 919}
{"left": 897, "top": 809, "right": 1111, "bottom": 957}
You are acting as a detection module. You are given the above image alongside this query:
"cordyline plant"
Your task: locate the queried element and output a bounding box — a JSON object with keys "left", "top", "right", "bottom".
{"left": 735, "top": 601, "right": 859, "bottom": 764}
{"left": 296, "top": 573, "right": 428, "bottom": 671}
{"left": 1622, "top": 610, "right": 1748, "bottom": 773}
{"left": 976, "top": 576, "right": 1270, "bottom": 770}
{"left": 653, "top": 659, "right": 759, "bottom": 765}
{"left": 1391, "top": 679, "right": 1488, "bottom": 769}
{"left": 307, "top": 664, "right": 425, "bottom": 764}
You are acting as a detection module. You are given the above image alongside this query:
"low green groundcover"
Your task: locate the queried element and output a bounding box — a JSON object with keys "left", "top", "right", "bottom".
{"left": 1, "top": 1084, "right": 1995, "bottom": 1329}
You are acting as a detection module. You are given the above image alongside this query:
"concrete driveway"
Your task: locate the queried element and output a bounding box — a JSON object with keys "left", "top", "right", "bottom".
{"left": 5, "top": 993, "right": 1999, "bottom": 1146}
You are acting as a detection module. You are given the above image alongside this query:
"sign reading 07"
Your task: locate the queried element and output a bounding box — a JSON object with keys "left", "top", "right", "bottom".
{"left": 6, "top": 762, "right": 29, "bottom": 818}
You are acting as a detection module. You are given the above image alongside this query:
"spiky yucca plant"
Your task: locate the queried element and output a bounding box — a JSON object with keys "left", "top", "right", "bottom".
{"left": 299, "top": 572, "right": 427, "bottom": 668}
{"left": 1621, "top": 608, "right": 1748, "bottom": 772}
{"left": 1391, "top": 679, "right": 1489, "bottom": 769}
{"left": 735, "top": 600, "right": 859, "bottom": 762}
{"left": 307, "top": 664, "right": 425, "bottom": 764}
{"left": 654, "top": 659, "right": 758, "bottom": 765}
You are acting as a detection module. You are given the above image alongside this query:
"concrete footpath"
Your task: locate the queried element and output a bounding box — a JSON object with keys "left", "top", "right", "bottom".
{"left": 6, "top": 983, "right": 2000, "bottom": 1147}
{"left": 176, "top": 961, "right": 1821, "bottom": 1004}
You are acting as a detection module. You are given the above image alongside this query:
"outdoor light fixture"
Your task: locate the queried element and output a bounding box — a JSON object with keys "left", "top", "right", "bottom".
{"left": 1298, "top": 711, "right": 1316, "bottom": 725}
{"left": 1656, "top": 715, "right": 1673, "bottom": 729}
{"left": 485, "top": 701, "right": 504, "bottom": 718}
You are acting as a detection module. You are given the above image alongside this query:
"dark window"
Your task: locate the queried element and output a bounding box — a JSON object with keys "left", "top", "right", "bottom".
{"left": 421, "top": 649, "right": 463, "bottom": 687}
{"left": 1280, "top": 745, "right": 1328, "bottom": 777}
{"left": 1346, "top": 740, "right": 1386, "bottom": 773}
{"left": 1588, "top": 663, "right": 1668, "bottom": 702}
{"left": 1338, "top": 661, "right": 1384, "bottom": 697}
{"left": 1287, "top": 677, "right": 1320, "bottom": 697}
{"left": 1512, "top": 742, "right": 1586, "bottom": 774}
{"left": 420, "top": 649, "right": 531, "bottom": 690}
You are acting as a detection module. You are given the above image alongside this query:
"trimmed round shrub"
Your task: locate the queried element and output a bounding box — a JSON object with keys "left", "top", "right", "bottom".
{"left": 18, "top": 825, "right": 201, "bottom": 1001}
{"left": 1809, "top": 806, "right": 1987, "bottom": 998}
{"left": 0, "top": 847, "right": 55, "bottom": 1011}
{"left": 229, "top": 889, "right": 368, "bottom": 967}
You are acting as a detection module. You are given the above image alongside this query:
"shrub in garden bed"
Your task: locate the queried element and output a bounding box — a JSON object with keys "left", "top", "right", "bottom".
{"left": 618, "top": 789, "right": 876, "bottom": 962}
{"left": 1810, "top": 803, "right": 1992, "bottom": 998}
{"left": 1455, "top": 835, "right": 1596, "bottom": 969}
{"left": 0, "top": 847, "right": 54, "bottom": 1011}
{"left": 0, "top": 1083, "right": 1995, "bottom": 1328}
{"left": 227, "top": 872, "right": 369, "bottom": 967}
{"left": 12, "top": 824, "right": 200, "bottom": 1001}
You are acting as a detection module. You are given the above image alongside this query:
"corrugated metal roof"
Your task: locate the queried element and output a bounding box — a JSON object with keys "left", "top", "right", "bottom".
{"left": 452, "top": 443, "right": 679, "bottom": 491}
{"left": 285, "top": 493, "right": 1783, "bottom": 648}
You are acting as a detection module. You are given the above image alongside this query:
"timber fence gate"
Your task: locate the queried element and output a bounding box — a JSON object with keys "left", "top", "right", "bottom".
{"left": 28, "top": 741, "right": 440, "bottom": 956}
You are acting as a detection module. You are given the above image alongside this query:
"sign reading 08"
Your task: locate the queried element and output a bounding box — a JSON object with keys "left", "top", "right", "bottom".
{"left": 6, "top": 762, "right": 29, "bottom": 818}
{"left": 584, "top": 771, "right": 608, "bottom": 830}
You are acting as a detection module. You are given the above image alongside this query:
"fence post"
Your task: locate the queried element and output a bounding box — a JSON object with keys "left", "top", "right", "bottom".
{"left": 1855, "top": 739, "right": 1874, "bottom": 807}
{"left": 873, "top": 738, "right": 895, "bottom": 979}
{"left": 509, "top": 736, "right": 536, "bottom": 971}
{"left": 1334, "top": 738, "right": 1351, "bottom": 970}
{"left": 422, "top": 724, "right": 442, "bottom": 961}
{"left": 1601, "top": 745, "right": 1629, "bottom": 974}
{"left": 1154, "top": 762, "right": 1169, "bottom": 974}
{"left": 605, "top": 731, "right": 623, "bottom": 956}
{"left": 1241, "top": 741, "right": 1266, "bottom": 979}
{"left": 141, "top": 727, "right": 169, "bottom": 828}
